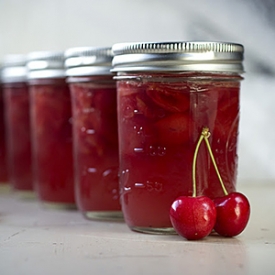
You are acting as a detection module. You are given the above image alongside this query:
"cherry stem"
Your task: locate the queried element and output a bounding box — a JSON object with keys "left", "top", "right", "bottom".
{"left": 202, "top": 128, "right": 228, "bottom": 196}
{"left": 192, "top": 131, "right": 204, "bottom": 197}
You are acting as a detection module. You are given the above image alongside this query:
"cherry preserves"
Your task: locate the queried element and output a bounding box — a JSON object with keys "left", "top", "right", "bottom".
{"left": 0, "top": 71, "right": 8, "bottom": 190}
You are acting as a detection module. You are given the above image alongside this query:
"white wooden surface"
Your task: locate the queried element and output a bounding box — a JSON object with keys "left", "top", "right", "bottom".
{"left": 0, "top": 182, "right": 275, "bottom": 275}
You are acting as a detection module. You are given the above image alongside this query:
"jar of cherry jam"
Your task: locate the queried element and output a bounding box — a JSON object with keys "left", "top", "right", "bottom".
{"left": 0, "top": 64, "right": 9, "bottom": 192}
{"left": 112, "top": 41, "right": 244, "bottom": 234}
{"left": 27, "top": 51, "right": 75, "bottom": 208}
{"left": 1, "top": 54, "right": 33, "bottom": 197}
{"left": 65, "top": 47, "right": 122, "bottom": 220}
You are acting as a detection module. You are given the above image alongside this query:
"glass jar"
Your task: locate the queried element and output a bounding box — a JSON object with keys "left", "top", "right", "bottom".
{"left": 65, "top": 47, "right": 122, "bottom": 220}
{"left": 0, "top": 64, "right": 9, "bottom": 192}
{"left": 1, "top": 54, "right": 33, "bottom": 197}
{"left": 112, "top": 41, "right": 244, "bottom": 234}
{"left": 27, "top": 51, "right": 75, "bottom": 208}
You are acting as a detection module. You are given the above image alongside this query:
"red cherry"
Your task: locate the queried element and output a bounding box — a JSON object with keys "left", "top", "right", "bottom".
{"left": 213, "top": 192, "right": 250, "bottom": 237}
{"left": 170, "top": 196, "right": 217, "bottom": 240}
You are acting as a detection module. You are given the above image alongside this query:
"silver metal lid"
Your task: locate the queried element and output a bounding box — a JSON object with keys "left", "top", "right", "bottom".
{"left": 27, "top": 51, "right": 65, "bottom": 79}
{"left": 65, "top": 47, "right": 113, "bottom": 76}
{"left": 1, "top": 54, "right": 28, "bottom": 83}
{"left": 112, "top": 41, "right": 244, "bottom": 73}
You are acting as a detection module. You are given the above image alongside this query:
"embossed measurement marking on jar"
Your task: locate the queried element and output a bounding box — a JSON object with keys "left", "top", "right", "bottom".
{"left": 133, "top": 145, "right": 167, "bottom": 156}
{"left": 149, "top": 145, "right": 166, "bottom": 156}
{"left": 134, "top": 181, "right": 163, "bottom": 192}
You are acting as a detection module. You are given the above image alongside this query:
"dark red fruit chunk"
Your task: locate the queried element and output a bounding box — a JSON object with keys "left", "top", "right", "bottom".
{"left": 146, "top": 84, "right": 189, "bottom": 113}
{"left": 170, "top": 196, "right": 217, "bottom": 240}
{"left": 213, "top": 192, "right": 250, "bottom": 237}
{"left": 154, "top": 113, "right": 189, "bottom": 145}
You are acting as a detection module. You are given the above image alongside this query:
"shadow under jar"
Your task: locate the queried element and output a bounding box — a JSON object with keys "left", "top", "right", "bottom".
{"left": 1, "top": 55, "right": 33, "bottom": 198}
{"left": 27, "top": 51, "right": 75, "bottom": 209}
{"left": 65, "top": 47, "right": 122, "bottom": 221}
{"left": 112, "top": 41, "right": 244, "bottom": 234}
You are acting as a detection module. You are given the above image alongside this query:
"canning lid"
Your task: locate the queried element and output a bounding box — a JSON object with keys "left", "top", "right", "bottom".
{"left": 112, "top": 41, "right": 244, "bottom": 73}
{"left": 1, "top": 54, "right": 28, "bottom": 83}
{"left": 65, "top": 47, "right": 113, "bottom": 76}
{"left": 27, "top": 51, "right": 65, "bottom": 79}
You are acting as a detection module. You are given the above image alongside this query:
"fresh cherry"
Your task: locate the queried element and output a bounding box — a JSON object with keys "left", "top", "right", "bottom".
{"left": 170, "top": 196, "right": 216, "bottom": 240}
{"left": 202, "top": 128, "right": 251, "bottom": 237}
{"left": 213, "top": 192, "right": 250, "bottom": 237}
{"left": 170, "top": 128, "right": 217, "bottom": 240}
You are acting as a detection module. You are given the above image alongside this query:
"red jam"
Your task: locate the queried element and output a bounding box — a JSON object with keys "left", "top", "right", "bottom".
{"left": 0, "top": 85, "right": 8, "bottom": 186}
{"left": 117, "top": 73, "right": 241, "bottom": 230}
{"left": 3, "top": 82, "right": 33, "bottom": 191}
{"left": 29, "top": 79, "right": 75, "bottom": 205}
{"left": 69, "top": 76, "right": 121, "bottom": 218}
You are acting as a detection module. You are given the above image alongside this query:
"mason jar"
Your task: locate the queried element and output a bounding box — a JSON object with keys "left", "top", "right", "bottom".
{"left": 1, "top": 54, "right": 33, "bottom": 197}
{"left": 0, "top": 64, "right": 9, "bottom": 192}
{"left": 112, "top": 41, "right": 244, "bottom": 234}
{"left": 65, "top": 47, "right": 122, "bottom": 220}
{"left": 27, "top": 51, "right": 75, "bottom": 208}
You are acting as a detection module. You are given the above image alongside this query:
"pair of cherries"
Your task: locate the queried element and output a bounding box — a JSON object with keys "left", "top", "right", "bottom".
{"left": 169, "top": 128, "right": 250, "bottom": 240}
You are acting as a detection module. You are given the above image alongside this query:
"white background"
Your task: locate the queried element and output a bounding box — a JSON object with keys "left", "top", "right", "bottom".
{"left": 0, "top": 0, "right": 274, "bottom": 183}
